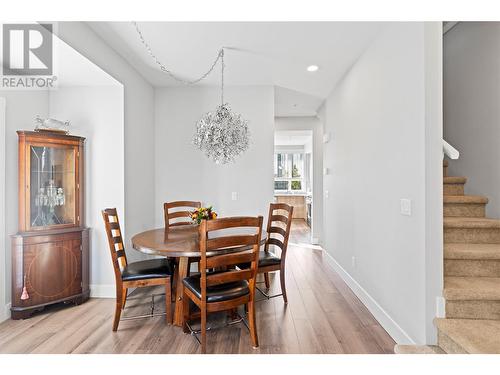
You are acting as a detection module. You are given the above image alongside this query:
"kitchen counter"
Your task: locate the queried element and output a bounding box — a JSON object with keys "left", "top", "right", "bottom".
{"left": 274, "top": 193, "right": 309, "bottom": 197}
{"left": 274, "top": 194, "right": 307, "bottom": 219}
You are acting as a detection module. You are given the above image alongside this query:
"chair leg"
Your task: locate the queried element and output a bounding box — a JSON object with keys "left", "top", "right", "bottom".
{"left": 248, "top": 300, "right": 259, "bottom": 348}
{"left": 263, "top": 272, "right": 270, "bottom": 289}
{"left": 165, "top": 278, "right": 172, "bottom": 324}
{"left": 280, "top": 267, "right": 288, "bottom": 304}
{"left": 201, "top": 306, "right": 207, "bottom": 354}
{"left": 112, "top": 288, "right": 123, "bottom": 332}
{"left": 182, "top": 289, "right": 190, "bottom": 334}
{"left": 121, "top": 287, "right": 128, "bottom": 310}
{"left": 280, "top": 268, "right": 288, "bottom": 304}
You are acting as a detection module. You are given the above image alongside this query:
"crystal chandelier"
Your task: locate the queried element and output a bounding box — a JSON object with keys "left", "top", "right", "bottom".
{"left": 192, "top": 50, "right": 250, "bottom": 164}
{"left": 133, "top": 23, "right": 250, "bottom": 164}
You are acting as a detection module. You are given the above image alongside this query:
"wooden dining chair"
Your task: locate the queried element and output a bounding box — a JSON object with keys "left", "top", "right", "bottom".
{"left": 260, "top": 203, "right": 293, "bottom": 303}
{"left": 102, "top": 208, "right": 173, "bottom": 331}
{"left": 182, "top": 216, "right": 263, "bottom": 354}
{"left": 164, "top": 200, "right": 202, "bottom": 276}
{"left": 238, "top": 203, "right": 293, "bottom": 303}
{"left": 164, "top": 200, "right": 201, "bottom": 229}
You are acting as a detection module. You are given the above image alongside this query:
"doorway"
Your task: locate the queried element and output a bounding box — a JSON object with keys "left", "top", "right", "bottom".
{"left": 274, "top": 130, "right": 313, "bottom": 244}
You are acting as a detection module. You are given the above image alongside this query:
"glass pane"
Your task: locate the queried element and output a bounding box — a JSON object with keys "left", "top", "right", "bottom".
{"left": 291, "top": 180, "right": 302, "bottom": 190}
{"left": 275, "top": 153, "right": 286, "bottom": 178}
{"left": 274, "top": 180, "right": 288, "bottom": 191}
{"left": 292, "top": 153, "right": 303, "bottom": 178}
{"left": 30, "top": 146, "right": 76, "bottom": 228}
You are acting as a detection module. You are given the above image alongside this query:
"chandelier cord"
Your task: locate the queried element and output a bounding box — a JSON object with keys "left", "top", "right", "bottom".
{"left": 221, "top": 49, "right": 225, "bottom": 105}
{"left": 132, "top": 21, "right": 224, "bottom": 86}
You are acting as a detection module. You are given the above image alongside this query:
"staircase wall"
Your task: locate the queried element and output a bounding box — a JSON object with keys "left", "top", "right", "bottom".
{"left": 444, "top": 22, "right": 500, "bottom": 219}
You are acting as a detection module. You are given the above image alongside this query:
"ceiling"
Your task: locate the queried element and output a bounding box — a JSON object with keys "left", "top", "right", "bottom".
{"left": 88, "top": 22, "right": 384, "bottom": 115}
{"left": 54, "top": 33, "right": 121, "bottom": 87}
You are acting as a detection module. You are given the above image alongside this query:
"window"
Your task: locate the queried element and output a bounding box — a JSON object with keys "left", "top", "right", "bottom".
{"left": 274, "top": 152, "right": 305, "bottom": 192}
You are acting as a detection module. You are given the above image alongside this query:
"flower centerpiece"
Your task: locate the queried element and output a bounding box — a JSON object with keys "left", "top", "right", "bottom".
{"left": 191, "top": 206, "right": 218, "bottom": 224}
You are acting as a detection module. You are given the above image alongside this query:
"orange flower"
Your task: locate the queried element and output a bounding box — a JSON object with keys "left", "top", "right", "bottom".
{"left": 211, "top": 212, "right": 217, "bottom": 219}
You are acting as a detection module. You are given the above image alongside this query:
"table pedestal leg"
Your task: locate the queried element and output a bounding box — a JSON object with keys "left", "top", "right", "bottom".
{"left": 173, "top": 256, "right": 189, "bottom": 326}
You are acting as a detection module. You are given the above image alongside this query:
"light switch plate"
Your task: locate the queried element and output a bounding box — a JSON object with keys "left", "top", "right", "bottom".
{"left": 231, "top": 192, "right": 238, "bottom": 201}
{"left": 400, "top": 198, "right": 412, "bottom": 216}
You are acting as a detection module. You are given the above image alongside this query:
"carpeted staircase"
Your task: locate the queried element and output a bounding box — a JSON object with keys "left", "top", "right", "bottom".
{"left": 395, "top": 159, "right": 500, "bottom": 354}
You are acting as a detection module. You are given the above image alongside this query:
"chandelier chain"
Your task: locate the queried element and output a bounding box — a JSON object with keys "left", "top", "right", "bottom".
{"left": 221, "top": 49, "right": 225, "bottom": 105}
{"left": 132, "top": 21, "right": 224, "bottom": 85}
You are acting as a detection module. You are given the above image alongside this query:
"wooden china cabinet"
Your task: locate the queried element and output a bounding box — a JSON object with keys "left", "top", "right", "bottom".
{"left": 11, "top": 130, "right": 89, "bottom": 319}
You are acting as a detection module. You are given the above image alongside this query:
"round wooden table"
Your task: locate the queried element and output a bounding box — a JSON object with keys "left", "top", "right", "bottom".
{"left": 131, "top": 224, "right": 267, "bottom": 326}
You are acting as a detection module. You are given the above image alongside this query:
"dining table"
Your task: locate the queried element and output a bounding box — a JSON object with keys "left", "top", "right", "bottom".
{"left": 131, "top": 224, "right": 267, "bottom": 326}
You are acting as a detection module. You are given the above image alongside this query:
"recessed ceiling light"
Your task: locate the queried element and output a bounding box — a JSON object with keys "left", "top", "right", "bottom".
{"left": 307, "top": 65, "right": 319, "bottom": 72}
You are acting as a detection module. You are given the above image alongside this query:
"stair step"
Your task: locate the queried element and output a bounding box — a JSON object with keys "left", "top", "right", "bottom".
{"left": 444, "top": 217, "right": 500, "bottom": 229}
{"left": 444, "top": 195, "right": 487, "bottom": 217}
{"left": 444, "top": 243, "right": 500, "bottom": 260}
{"left": 444, "top": 218, "right": 500, "bottom": 243}
{"left": 443, "top": 176, "right": 467, "bottom": 196}
{"left": 446, "top": 300, "right": 500, "bottom": 320}
{"left": 445, "top": 245, "right": 500, "bottom": 317}
{"left": 435, "top": 318, "right": 500, "bottom": 353}
{"left": 444, "top": 195, "right": 488, "bottom": 204}
{"left": 394, "top": 344, "right": 445, "bottom": 354}
{"left": 445, "top": 243, "right": 500, "bottom": 277}
{"left": 445, "top": 259, "right": 500, "bottom": 278}
{"left": 444, "top": 276, "right": 500, "bottom": 300}
{"left": 444, "top": 176, "right": 466, "bottom": 184}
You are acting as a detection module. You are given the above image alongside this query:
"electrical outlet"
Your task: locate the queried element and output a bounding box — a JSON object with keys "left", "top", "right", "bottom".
{"left": 351, "top": 256, "right": 356, "bottom": 268}
{"left": 231, "top": 192, "right": 238, "bottom": 201}
{"left": 325, "top": 190, "right": 329, "bottom": 199}
{"left": 323, "top": 132, "right": 331, "bottom": 143}
{"left": 400, "top": 198, "right": 412, "bottom": 216}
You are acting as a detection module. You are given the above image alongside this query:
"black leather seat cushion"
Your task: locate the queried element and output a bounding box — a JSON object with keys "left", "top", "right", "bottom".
{"left": 258, "top": 251, "right": 282, "bottom": 267}
{"left": 121, "top": 258, "right": 173, "bottom": 281}
{"left": 182, "top": 273, "right": 249, "bottom": 303}
{"left": 238, "top": 251, "right": 282, "bottom": 269}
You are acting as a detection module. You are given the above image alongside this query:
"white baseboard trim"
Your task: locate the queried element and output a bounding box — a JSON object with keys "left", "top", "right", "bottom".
{"left": 90, "top": 284, "right": 116, "bottom": 298}
{"left": 323, "top": 250, "right": 416, "bottom": 345}
{"left": 0, "top": 303, "right": 11, "bottom": 323}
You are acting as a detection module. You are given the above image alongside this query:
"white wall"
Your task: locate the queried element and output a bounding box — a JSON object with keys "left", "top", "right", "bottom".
{"left": 49, "top": 86, "right": 124, "bottom": 297}
{"left": 155, "top": 86, "right": 274, "bottom": 225}
{"left": 274, "top": 117, "right": 323, "bottom": 244}
{"left": 0, "top": 97, "right": 6, "bottom": 322}
{"left": 55, "top": 22, "right": 156, "bottom": 262}
{"left": 444, "top": 22, "right": 500, "bottom": 219}
{"left": 320, "top": 23, "right": 442, "bottom": 344}
{"left": 0, "top": 91, "right": 50, "bottom": 316}
{"left": 424, "top": 22, "right": 444, "bottom": 343}
{"left": 0, "top": 22, "right": 152, "bottom": 308}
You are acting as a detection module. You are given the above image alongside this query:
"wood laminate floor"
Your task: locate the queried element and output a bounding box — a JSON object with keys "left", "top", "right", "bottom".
{"left": 0, "top": 220, "right": 395, "bottom": 354}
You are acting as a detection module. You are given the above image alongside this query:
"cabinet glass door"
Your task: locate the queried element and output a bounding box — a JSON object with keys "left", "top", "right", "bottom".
{"left": 29, "top": 145, "right": 76, "bottom": 229}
